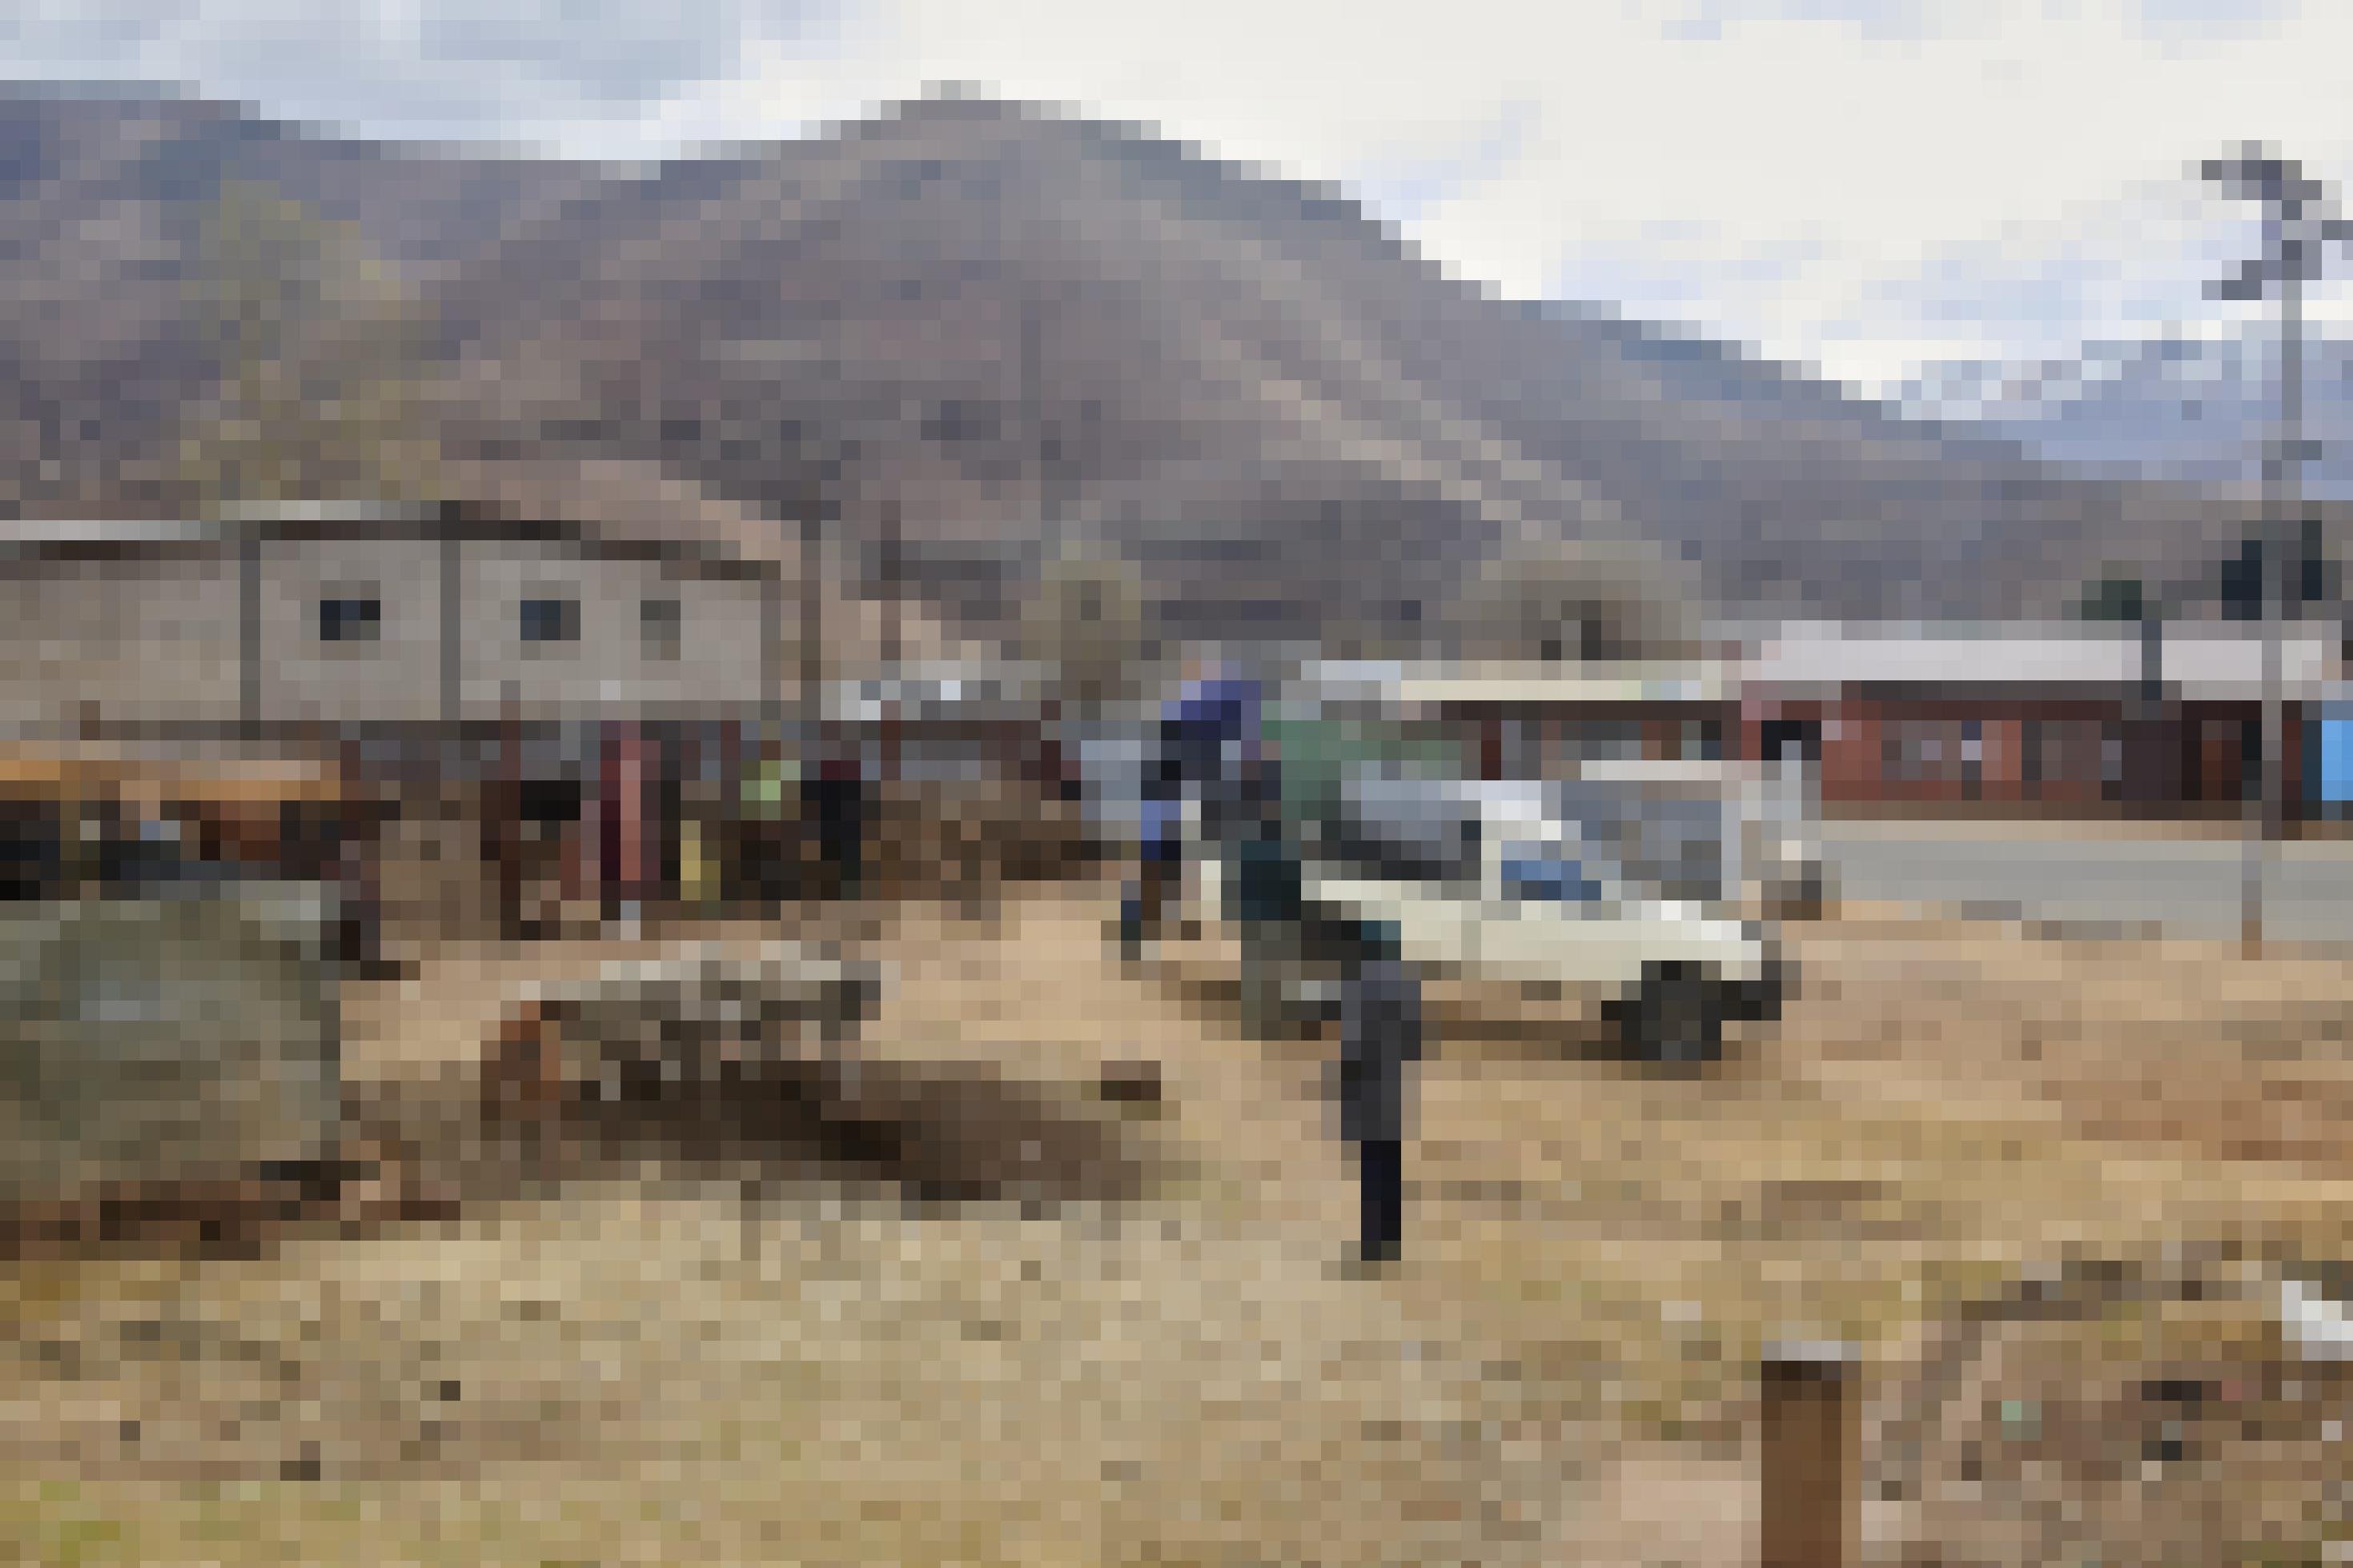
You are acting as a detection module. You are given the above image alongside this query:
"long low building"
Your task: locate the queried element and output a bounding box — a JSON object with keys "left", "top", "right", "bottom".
{"left": 0, "top": 500, "right": 793, "bottom": 736}
{"left": 1740, "top": 622, "right": 2348, "bottom": 813}
{"left": 1296, "top": 624, "right": 2353, "bottom": 818}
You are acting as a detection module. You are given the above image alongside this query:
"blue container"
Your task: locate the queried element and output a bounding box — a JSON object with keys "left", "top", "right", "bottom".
{"left": 2319, "top": 712, "right": 2353, "bottom": 807}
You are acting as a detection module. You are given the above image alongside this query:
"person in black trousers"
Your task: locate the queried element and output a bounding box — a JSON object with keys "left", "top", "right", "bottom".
{"left": 1333, "top": 920, "right": 1422, "bottom": 1266}
{"left": 1119, "top": 720, "right": 1187, "bottom": 955}
{"left": 809, "top": 756, "right": 867, "bottom": 901}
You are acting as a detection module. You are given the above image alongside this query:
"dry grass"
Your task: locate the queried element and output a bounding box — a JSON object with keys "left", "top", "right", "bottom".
{"left": 5, "top": 885, "right": 2353, "bottom": 1563}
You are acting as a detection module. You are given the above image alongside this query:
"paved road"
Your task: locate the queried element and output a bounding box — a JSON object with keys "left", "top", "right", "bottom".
{"left": 1818, "top": 822, "right": 2353, "bottom": 943}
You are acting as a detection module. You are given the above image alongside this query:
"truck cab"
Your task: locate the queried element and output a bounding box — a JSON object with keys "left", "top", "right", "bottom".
{"left": 1293, "top": 760, "right": 1800, "bottom": 1063}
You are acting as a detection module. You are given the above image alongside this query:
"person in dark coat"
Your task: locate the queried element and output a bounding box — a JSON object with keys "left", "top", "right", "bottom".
{"left": 1121, "top": 689, "right": 1207, "bottom": 954}
{"left": 810, "top": 755, "right": 867, "bottom": 901}
{"left": 1332, "top": 920, "right": 1423, "bottom": 1265}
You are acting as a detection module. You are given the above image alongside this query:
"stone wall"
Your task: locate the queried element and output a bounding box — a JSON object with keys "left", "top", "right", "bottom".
{"left": 0, "top": 887, "right": 341, "bottom": 1203}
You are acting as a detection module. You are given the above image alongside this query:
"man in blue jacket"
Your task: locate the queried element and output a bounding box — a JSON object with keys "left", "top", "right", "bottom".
{"left": 1119, "top": 672, "right": 1262, "bottom": 955}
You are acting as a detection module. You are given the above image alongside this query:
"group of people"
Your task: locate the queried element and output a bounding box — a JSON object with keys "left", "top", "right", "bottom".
{"left": 1116, "top": 672, "right": 1423, "bottom": 1268}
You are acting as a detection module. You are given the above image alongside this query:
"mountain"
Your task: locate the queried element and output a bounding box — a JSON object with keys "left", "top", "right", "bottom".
{"left": 0, "top": 84, "right": 2301, "bottom": 640}
{"left": 1905, "top": 328, "right": 2353, "bottom": 502}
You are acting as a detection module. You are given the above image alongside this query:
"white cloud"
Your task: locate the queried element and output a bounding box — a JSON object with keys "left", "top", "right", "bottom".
{"left": 0, "top": 0, "right": 852, "bottom": 151}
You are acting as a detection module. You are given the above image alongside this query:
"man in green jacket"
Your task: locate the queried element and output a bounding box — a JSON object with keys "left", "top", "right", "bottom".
{"left": 1231, "top": 752, "right": 1304, "bottom": 1037}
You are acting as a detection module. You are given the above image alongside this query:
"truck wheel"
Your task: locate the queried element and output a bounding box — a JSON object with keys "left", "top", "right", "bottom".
{"left": 1620, "top": 965, "right": 1727, "bottom": 1065}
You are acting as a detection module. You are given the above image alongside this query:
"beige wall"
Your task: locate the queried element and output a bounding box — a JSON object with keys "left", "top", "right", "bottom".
{"left": 456, "top": 540, "right": 771, "bottom": 722}
{"left": 259, "top": 534, "right": 444, "bottom": 726}
{"left": 0, "top": 531, "right": 780, "bottom": 732}
{"left": 0, "top": 550, "right": 242, "bottom": 731}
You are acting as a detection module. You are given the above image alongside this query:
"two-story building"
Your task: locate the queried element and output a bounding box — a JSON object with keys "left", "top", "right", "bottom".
{"left": 0, "top": 499, "right": 803, "bottom": 928}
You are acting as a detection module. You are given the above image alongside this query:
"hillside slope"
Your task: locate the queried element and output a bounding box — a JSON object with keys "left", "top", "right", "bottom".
{"left": 0, "top": 86, "right": 2287, "bottom": 636}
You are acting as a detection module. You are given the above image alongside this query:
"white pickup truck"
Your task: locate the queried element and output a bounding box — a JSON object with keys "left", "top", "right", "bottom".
{"left": 1291, "top": 762, "right": 1802, "bottom": 1062}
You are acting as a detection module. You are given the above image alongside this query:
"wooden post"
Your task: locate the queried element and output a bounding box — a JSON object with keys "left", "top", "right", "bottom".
{"left": 1760, "top": 1340, "right": 1858, "bottom": 1568}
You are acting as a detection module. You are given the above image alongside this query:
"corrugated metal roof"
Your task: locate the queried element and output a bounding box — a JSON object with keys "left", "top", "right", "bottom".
{"left": 1745, "top": 630, "right": 2143, "bottom": 689}
{"left": 0, "top": 518, "right": 223, "bottom": 547}
{"left": 1303, "top": 659, "right": 1737, "bottom": 706}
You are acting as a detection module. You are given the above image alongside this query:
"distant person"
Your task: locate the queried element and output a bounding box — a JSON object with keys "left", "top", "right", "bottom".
{"left": 1122, "top": 671, "right": 1262, "bottom": 954}
{"left": 1119, "top": 684, "right": 1195, "bottom": 954}
{"left": 739, "top": 749, "right": 794, "bottom": 908}
{"left": 336, "top": 824, "right": 382, "bottom": 975}
{"left": 1332, "top": 920, "right": 1423, "bottom": 1267}
{"left": 1120, "top": 780, "right": 1183, "bottom": 956}
{"left": 810, "top": 754, "right": 867, "bottom": 901}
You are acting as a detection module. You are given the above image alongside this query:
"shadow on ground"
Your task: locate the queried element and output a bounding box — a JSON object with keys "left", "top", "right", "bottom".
{"left": 1, "top": 1046, "right": 1162, "bottom": 1268}
{"left": 464, "top": 1048, "right": 1161, "bottom": 1209}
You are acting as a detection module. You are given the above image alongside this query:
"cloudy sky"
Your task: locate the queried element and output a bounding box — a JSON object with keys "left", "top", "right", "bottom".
{"left": 8, "top": 0, "right": 2353, "bottom": 392}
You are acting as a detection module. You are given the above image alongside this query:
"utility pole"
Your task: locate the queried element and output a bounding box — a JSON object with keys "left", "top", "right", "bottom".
{"left": 2205, "top": 146, "right": 2349, "bottom": 952}
{"left": 2265, "top": 256, "right": 2299, "bottom": 948}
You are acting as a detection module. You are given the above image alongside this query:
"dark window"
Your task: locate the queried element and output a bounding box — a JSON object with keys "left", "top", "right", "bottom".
{"left": 319, "top": 596, "right": 382, "bottom": 644}
{"left": 640, "top": 596, "right": 682, "bottom": 658}
{"left": 1761, "top": 720, "right": 1817, "bottom": 766}
{"left": 520, "top": 597, "right": 580, "bottom": 644}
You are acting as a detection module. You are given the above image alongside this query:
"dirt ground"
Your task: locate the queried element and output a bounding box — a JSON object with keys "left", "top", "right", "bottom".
{"left": 6, "top": 883, "right": 2353, "bottom": 1564}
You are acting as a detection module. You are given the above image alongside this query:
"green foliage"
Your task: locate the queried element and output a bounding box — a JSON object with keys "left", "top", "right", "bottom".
{"left": 1020, "top": 547, "right": 1154, "bottom": 710}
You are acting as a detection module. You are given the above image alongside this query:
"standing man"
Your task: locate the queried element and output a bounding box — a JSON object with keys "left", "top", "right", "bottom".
{"left": 1122, "top": 787, "right": 1181, "bottom": 954}
{"left": 739, "top": 743, "right": 793, "bottom": 909}
{"left": 1119, "top": 677, "right": 1193, "bottom": 956}
{"left": 331, "top": 755, "right": 392, "bottom": 978}
{"left": 1332, "top": 920, "right": 1423, "bottom": 1266}
{"left": 809, "top": 750, "right": 867, "bottom": 903}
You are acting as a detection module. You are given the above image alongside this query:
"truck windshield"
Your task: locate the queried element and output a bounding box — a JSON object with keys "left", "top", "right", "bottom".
{"left": 1316, "top": 770, "right": 1739, "bottom": 908}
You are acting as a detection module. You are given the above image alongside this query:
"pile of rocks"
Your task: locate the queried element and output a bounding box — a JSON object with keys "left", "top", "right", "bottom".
{"left": 486, "top": 944, "right": 888, "bottom": 1116}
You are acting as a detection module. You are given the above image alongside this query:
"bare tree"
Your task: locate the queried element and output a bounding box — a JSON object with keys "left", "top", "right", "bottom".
{"left": 1448, "top": 536, "right": 1704, "bottom": 664}
{"left": 1019, "top": 547, "right": 1154, "bottom": 711}
{"left": 175, "top": 178, "right": 443, "bottom": 511}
